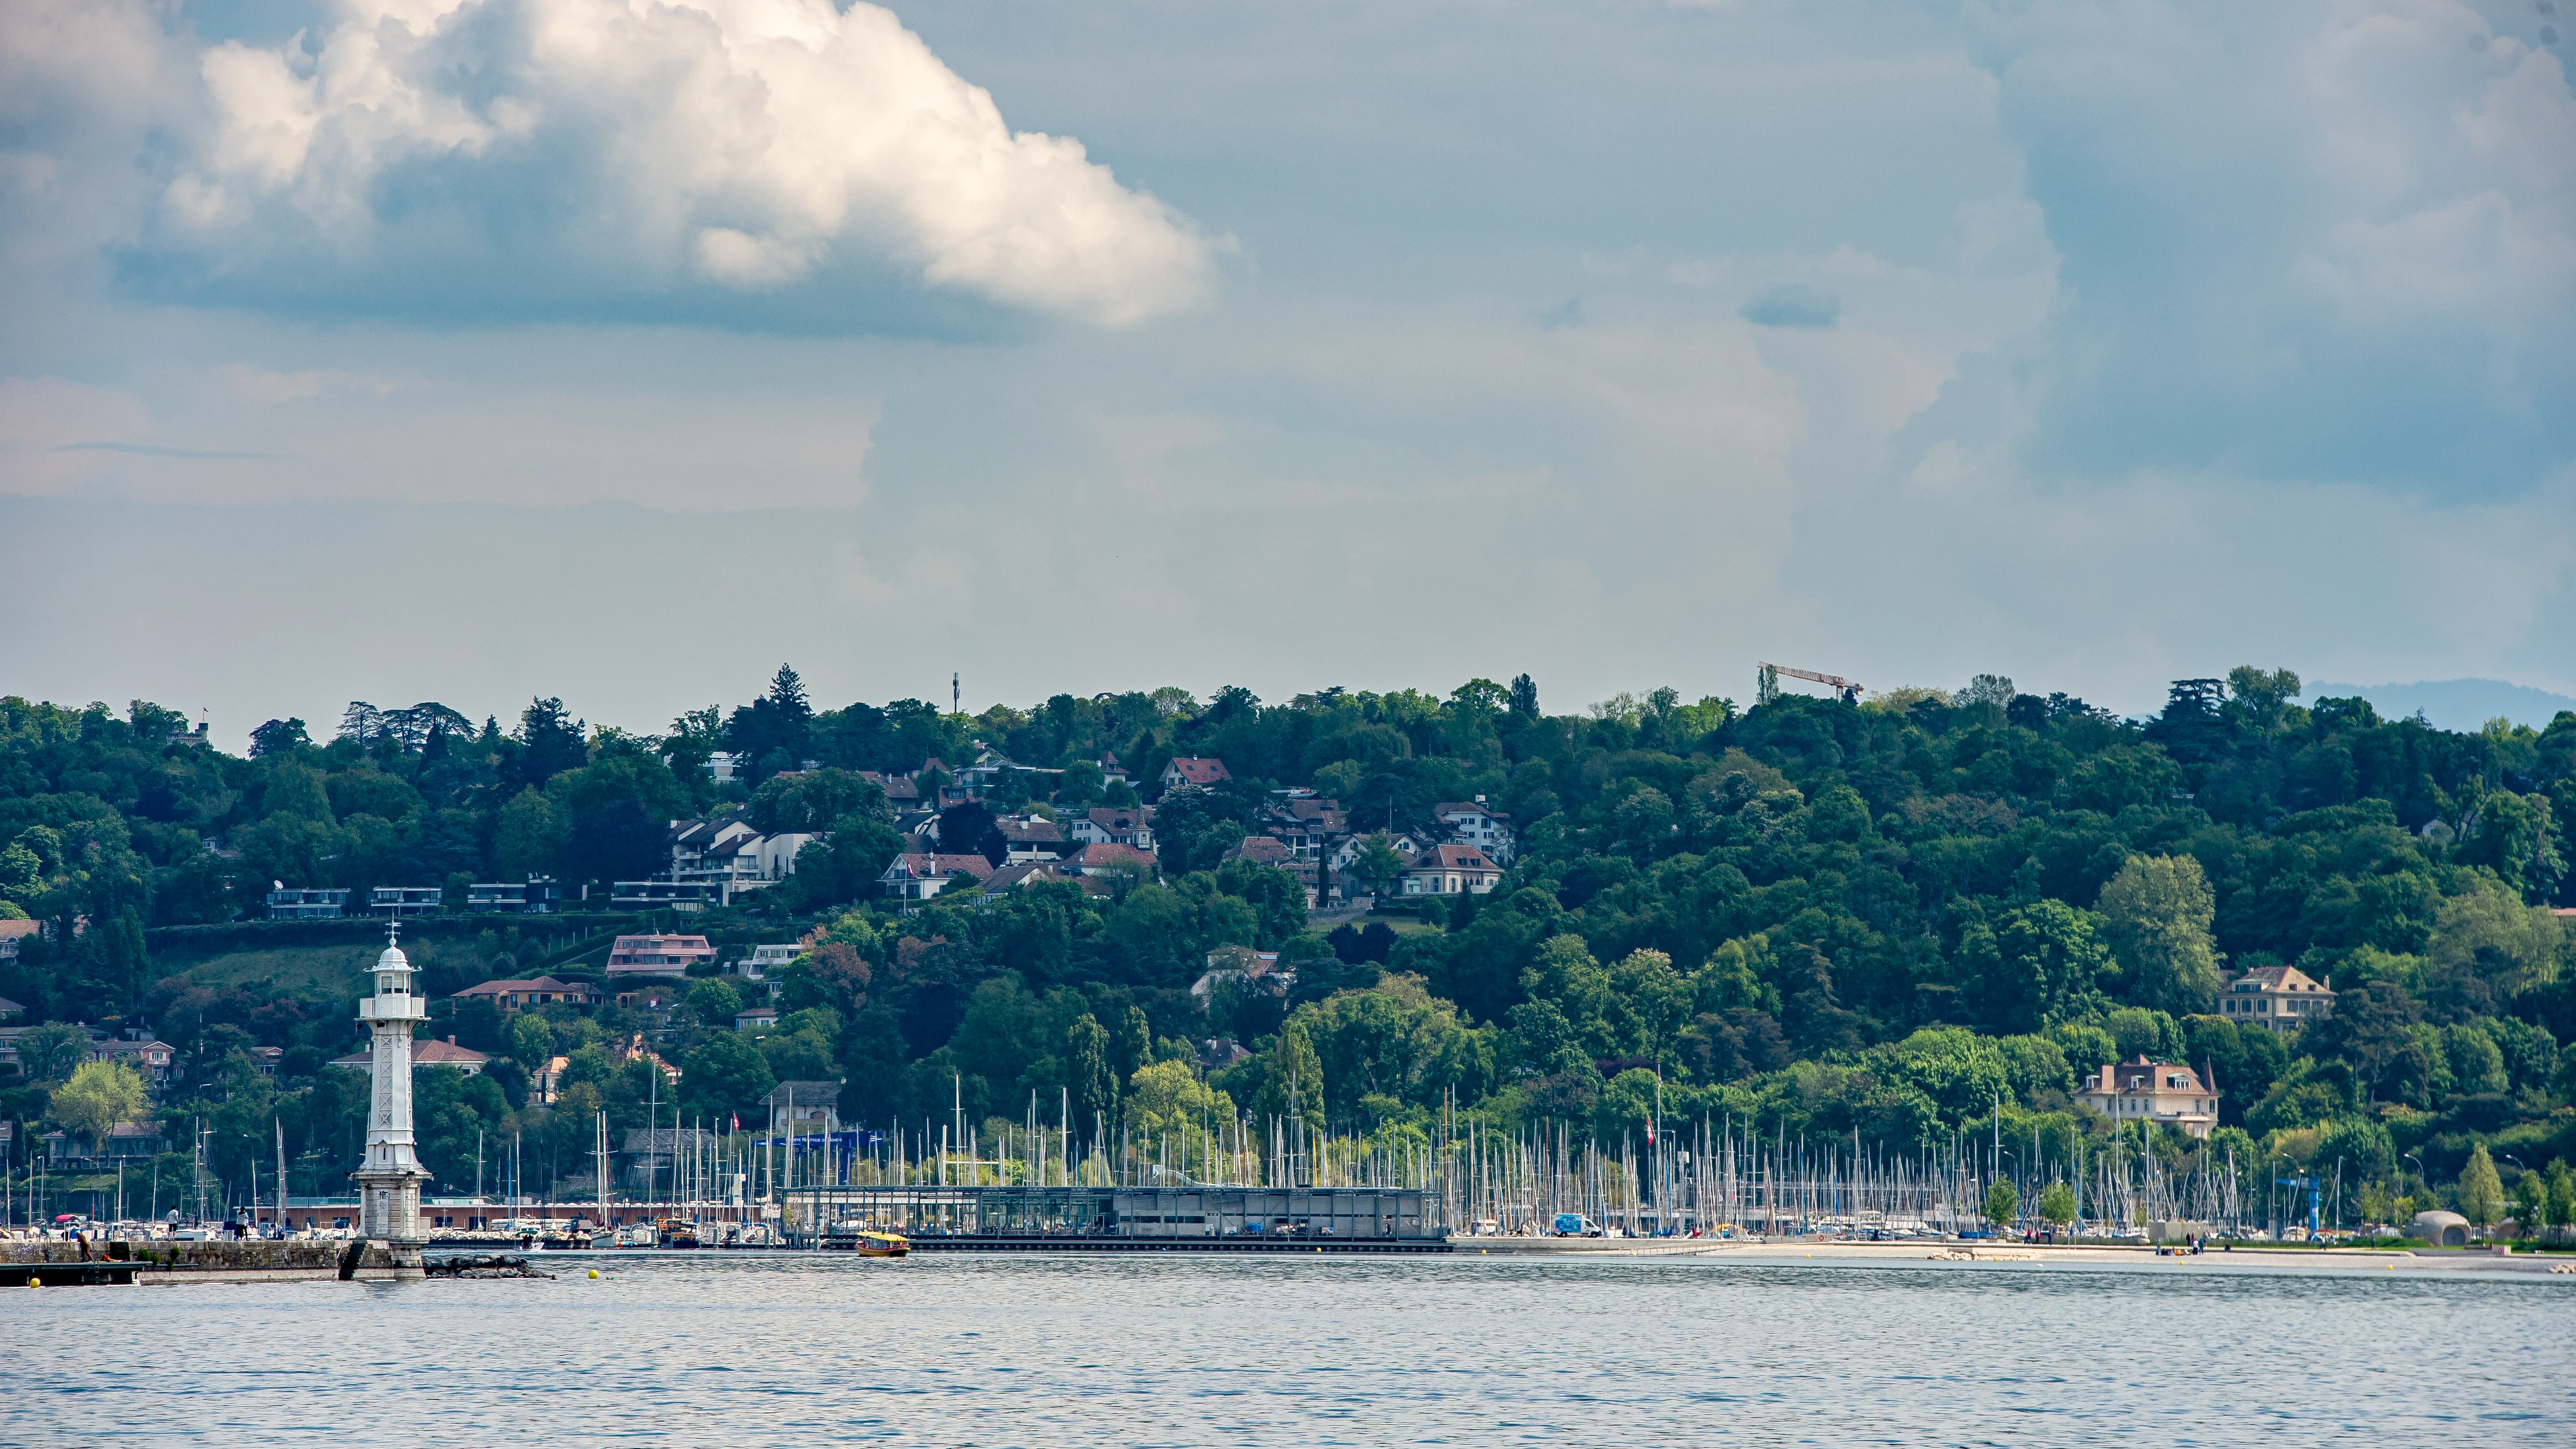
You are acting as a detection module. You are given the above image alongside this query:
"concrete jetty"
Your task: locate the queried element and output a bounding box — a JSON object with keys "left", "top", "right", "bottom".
{"left": 3, "top": 1239, "right": 414, "bottom": 1285}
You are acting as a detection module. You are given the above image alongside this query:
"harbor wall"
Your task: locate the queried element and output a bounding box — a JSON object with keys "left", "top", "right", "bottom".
{"left": 3, "top": 1239, "right": 408, "bottom": 1283}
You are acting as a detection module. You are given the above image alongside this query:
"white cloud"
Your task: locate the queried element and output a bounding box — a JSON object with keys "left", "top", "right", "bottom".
{"left": 146, "top": 0, "right": 1215, "bottom": 325}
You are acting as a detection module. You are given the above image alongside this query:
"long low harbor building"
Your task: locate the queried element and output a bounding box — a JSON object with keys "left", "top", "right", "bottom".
{"left": 231, "top": 1186, "right": 1447, "bottom": 1251}
{"left": 789, "top": 1186, "right": 1447, "bottom": 1252}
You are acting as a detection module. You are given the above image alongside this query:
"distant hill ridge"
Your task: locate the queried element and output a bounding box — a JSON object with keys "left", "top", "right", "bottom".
{"left": 2308, "top": 677, "right": 2576, "bottom": 732}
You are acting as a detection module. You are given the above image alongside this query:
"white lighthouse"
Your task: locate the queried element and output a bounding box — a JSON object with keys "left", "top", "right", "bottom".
{"left": 353, "top": 922, "right": 431, "bottom": 1267}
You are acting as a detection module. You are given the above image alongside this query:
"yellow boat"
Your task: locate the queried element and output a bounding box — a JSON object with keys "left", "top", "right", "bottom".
{"left": 855, "top": 1229, "right": 910, "bottom": 1258}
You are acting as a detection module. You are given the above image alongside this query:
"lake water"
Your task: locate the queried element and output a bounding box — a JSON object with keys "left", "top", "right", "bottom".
{"left": 10, "top": 1252, "right": 2573, "bottom": 1444}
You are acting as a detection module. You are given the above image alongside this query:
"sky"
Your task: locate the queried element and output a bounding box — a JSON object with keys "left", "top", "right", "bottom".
{"left": 2, "top": 0, "right": 2572, "bottom": 742}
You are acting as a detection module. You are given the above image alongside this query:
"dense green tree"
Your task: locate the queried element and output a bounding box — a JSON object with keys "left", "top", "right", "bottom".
{"left": 681, "top": 1031, "right": 778, "bottom": 1121}
{"left": 2097, "top": 854, "right": 2222, "bottom": 1014}
{"left": 687, "top": 979, "right": 744, "bottom": 1022}
{"left": 2457, "top": 1144, "right": 2506, "bottom": 1235}
{"left": 15, "top": 1021, "right": 90, "bottom": 1084}
{"left": 493, "top": 788, "right": 568, "bottom": 880}
{"left": 51, "top": 1060, "right": 146, "bottom": 1151}
{"left": 514, "top": 697, "right": 588, "bottom": 788}
{"left": 1067, "top": 1014, "right": 1116, "bottom": 1146}
{"left": 2547, "top": 1159, "right": 2576, "bottom": 1230}
{"left": 3, "top": 662, "right": 2569, "bottom": 1224}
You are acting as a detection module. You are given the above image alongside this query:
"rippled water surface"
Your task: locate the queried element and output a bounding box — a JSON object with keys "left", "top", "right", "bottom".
{"left": 11, "top": 1253, "right": 2574, "bottom": 1444}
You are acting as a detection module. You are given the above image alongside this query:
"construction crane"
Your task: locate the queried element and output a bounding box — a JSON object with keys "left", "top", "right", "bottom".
{"left": 1757, "top": 663, "right": 1863, "bottom": 706}
{"left": 2274, "top": 1172, "right": 2321, "bottom": 1241}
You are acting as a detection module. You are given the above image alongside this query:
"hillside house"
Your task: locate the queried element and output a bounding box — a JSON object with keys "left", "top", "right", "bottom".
{"left": 879, "top": 852, "right": 997, "bottom": 900}
{"left": 988, "top": 815, "right": 1073, "bottom": 864}
{"left": 450, "top": 976, "right": 602, "bottom": 1012}
{"left": 1066, "top": 807, "right": 1155, "bottom": 852}
{"left": 2222, "top": 963, "right": 2336, "bottom": 1033}
{"left": 267, "top": 887, "right": 349, "bottom": 920}
{"left": 1067, "top": 842, "right": 1159, "bottom": 878}
{"left": 1402, "top": 844, "right": 1504, "bottom": 896}
{"left": 1433, "top": 799, "right": 1515, "bottom": 865}
{"left": 1160, "top": 757, "right": 1233, "bottom": 792}
{"left": 331, "top": 1037, "right": 493, "bottom": 1075}
{"left": 2076, "top": 1058, "right": 2218, "bottom": 1138}
{"left": 606, "top": 934, "right": 715, "bottom": 976}
{"left": 368, "top": 886, "right": 444, "bottom": 917}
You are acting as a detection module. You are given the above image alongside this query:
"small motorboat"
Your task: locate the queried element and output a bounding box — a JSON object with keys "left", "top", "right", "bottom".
{"left": 853, "top": 1229, "right": 909, "bottom": 1258}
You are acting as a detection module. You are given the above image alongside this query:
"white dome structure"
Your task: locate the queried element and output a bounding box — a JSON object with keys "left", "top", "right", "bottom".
{"left": 2408, "top": 1209, "right": 2471, "bottom": 1247}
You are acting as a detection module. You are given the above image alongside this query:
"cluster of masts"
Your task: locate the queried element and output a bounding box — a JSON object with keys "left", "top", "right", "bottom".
{"left": 550, "top": 1080, "right": 2279, "bottom": 1242}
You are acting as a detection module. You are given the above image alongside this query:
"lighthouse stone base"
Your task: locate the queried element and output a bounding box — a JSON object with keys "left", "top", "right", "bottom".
{"left": 355, "top": 1173, "right": 430, "bottom": 1274}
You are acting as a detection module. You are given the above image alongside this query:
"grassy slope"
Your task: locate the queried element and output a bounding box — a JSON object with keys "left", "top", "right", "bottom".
{"left": 158, "top": 930, "right": 626, "bottom": 998}
{"left": 155, "top": 943, "right": 377, "bottom": 996}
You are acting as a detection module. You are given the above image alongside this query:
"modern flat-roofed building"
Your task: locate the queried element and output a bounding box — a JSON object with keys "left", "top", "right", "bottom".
{"left": 467, "top": 877, "right": 562, "bottom": 914}
{"left": 606, "top": 934, "right": 715, "bottom": 976}
{"left": 267, "top": 887, "right": 350, "bottom": 919}
{"left": 369, "top": 886, "right": 445, "bottom": 917}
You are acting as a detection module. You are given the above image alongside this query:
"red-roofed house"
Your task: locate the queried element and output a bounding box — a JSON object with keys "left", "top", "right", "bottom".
{"left": 1160, "top": 757, "right": 1232, "bottom": 791}
{"left": 1222, "top": 835, "right": 1297, "bottom": 869}
{"left": 451, "top": 976, "right": 602, "bottom": 1011}
{"left": 1402, "top": 844, "right": 1503, "bottom": 896}
{"left": 93, "top": 1035, "right": 175, "bottom": 1085}
{"left": 1069, "top": 842, "right": 1159, "bottom": 878}
{"left": 879, "top": 852, "right": 997, "bottom": 900}
{"left": 332, "top": 1036, "right": 493, "bottom": 1075}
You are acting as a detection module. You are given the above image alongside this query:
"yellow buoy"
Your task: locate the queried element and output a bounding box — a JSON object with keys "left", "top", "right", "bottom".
{"left": 588, "top": 1269, "right": 601, "bottom": 1279}
{"left": 27, "top": 1276, "right": 40, "bottom": 1289}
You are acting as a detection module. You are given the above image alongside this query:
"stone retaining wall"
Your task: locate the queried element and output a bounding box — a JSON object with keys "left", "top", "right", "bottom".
{"left": 4, "top": 1240, "right": 396, "bottom": 1272}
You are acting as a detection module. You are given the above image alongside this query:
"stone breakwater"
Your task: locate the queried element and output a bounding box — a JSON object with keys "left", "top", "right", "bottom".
{"left": 4, "top": 1239, "right": 410, "bottom": 1283}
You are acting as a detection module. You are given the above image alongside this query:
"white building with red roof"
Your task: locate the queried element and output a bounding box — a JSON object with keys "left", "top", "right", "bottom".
{"left": 879, "top": 852, "right": 997, "bottom": 900}
{"left": 1433, "top": 798, "right": 1515, "bottom": 864}
{"left": 1402, "top": 844, "right": 1503, "bottom": 895}
{"left": 2076, "top": 1057, "right": 2218, "bottom": 1138}
{"left": 1160, "top": 756, "right": 1233, "bottom": 791}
